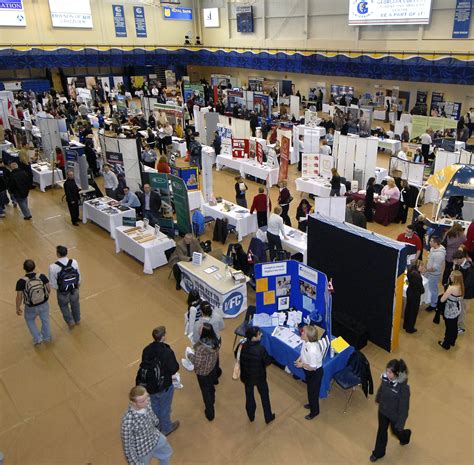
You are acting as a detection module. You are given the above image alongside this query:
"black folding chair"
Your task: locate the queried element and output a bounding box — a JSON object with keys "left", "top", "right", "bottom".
{"left": 232, "top": 305, "right": 256, "bottom": 350}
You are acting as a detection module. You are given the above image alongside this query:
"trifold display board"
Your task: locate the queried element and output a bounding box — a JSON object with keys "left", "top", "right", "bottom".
{"left": 308, "top": 214, "right": 410, "bottom": 352}
{"left": 254, "top": 260, "right": 331, "bottom": 334}
{"left": 389, "top": 156, "right": 425, "bottom": 187}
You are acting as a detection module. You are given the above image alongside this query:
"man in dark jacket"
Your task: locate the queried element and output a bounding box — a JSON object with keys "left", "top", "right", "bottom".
{"left": 238, "top": 326, "right": 275, "bottom": 424}
{"left": 212, "top": 131, "right": 222, "bottom": 156}
{"left": 452, "top": 249, "right": 474, "bottom": 334}
{"left": 138, "top": 326, "right": 180, "bottom": 436}
{"left": 137, "top": 183, "right": 162, "bottom": 226}
{"left": 63, "top": 170, "right": 81, "bottom": 226}
{"left": 249, "top": 111, "right": 258, "bottom": 137}
{"left": 0, "top": 160, "right": 8, "bottom": 218}
{"left": 8, "top": 162, "right": 32, "bottom": 219}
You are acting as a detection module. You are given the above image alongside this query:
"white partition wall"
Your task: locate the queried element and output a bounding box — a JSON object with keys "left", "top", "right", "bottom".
{"left": 313, "top": 197, "right": 346, "bottom": 222}
{"left": 201, "top": 146, "right": 215, "bottom": 203}
{"left": 434, "top": 149, "right": 460, "bottom": 174}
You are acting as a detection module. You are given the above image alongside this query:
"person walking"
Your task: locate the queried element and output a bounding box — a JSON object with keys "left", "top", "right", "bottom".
{"left": 188, "top": 323, "right": 220, "bottom": 421}
{"left": 294, "top": 325, "right": 330, "bottom": 420}
{"left": 49, "top": 245, "right": 81, "bottom": 329}
{"left": 15, "top": 259, "right": 52, "bottom": 345}
{"left": 238, "top": 326, "right": 275, "bottom": 424}
{"left": 184, "top": 289, "right": 202, "bottom": 341}
{"left": 121, "top": 385, "right": 173, "bottom": 465}
{"left": 137, "top": 326, "right": 180, "bottom": 436}
{"left": 234, "top": 176, "right": 248, "bottom": 208}
{"left": 438, "top": 270, "right": 464, "bottom": 350}
{"left": 277, "top": 181, "right": 292, "bottom": 227}
{"left": 423, "top": 236, "right": 446, "bottom": 312}
{"left": 370, "top": 359, "right": 411, "bottom": 462}
{"left": 7, "top": 162, "right": 32, "bottom": 219}
{"left": 330, "top": 168, "right": 341, "bottom": 197}
{"left": 63, "top": 170, "right": 81, "bottom": 226}
{"left": 250, "top": 187, "right": 272, "bottom": 228}
{"left": 403, "top": 264, "right": 425, "bottom": 333}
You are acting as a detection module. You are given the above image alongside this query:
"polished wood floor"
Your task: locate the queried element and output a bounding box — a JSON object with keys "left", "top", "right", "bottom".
{"left": 0, "top": 150, "right": 472, "bottom": 465}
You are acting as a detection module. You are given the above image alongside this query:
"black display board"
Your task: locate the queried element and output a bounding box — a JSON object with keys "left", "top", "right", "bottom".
{"left": 307, "top": 216, "right": 398, "bottom": 351}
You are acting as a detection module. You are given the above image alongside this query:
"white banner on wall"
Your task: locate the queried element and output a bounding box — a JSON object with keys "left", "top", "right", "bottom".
{"left": 0, "top": 0, "right": 26, "bottom": 26}
{"left": 48, "top": 0, "right": 93, "bottom": 28}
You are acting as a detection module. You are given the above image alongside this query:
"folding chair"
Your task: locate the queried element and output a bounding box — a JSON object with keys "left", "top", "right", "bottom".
{"left": 232, "top": 305, "right": 256, "bottom": 350}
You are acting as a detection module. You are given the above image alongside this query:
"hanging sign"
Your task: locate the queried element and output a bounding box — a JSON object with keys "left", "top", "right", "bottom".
{"left": 453, "top": 0, "right": 472, "bottom": 38}
{"left": 113, "top": 5, "right": 127, "bottom": 37}
{"left": 134, "top": 6, "right": 147, "bottom": 38}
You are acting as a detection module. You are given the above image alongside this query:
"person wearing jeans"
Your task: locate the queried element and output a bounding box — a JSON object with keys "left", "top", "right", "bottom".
{"left": 8, "top": 162, "right": 32, "bottom": 220}
{"left": 266, "top": 207, "right": 288, "bottom": 261}
{"left": 15, "top": 259, "right": 52, "bottom": 345}
{"left": 423, "top": 236, "right": 446, "bottom": 311}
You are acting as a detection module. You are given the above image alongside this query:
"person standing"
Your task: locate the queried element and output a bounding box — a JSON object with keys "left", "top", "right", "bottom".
{"left": 412, "top": 214, "right": 427, "bottom": 261}
{"left": 137, "top": 184, "right": 162, "bottom": 226}
{"left": 423, "top": 236, "right": 446, "bottom": 312}
{"left": 7, "top": 162, "right": 32, "bottom": 220}
{"left": 452, "top": 249, "right": 473, "bottom": 335}
{"left": 137, "top": 326, "right": 180, "bottom": 436}
{"left": 15, "top": 259, "right": 52, "bottom": 345}
{"left": 121, "top": 385, "right": 173, "bottom": 465}
{"left": 464, "top": 220, "right": 474, "bottom": 260}
{"left": 234, "top": 176, "right": 248, "bottom": 208}
{"left": 102, "top": 164, "right": 118, "bottom": 199}
{"left": 141, "top": 144, "right": 157, "bottom": 169}
{"left": 188, "top": 323, "right": 220, "bottom": 421}
{"left": 63, "top": 170, "right": 81, "bottom": 226}
{"left": 330, "top": 168, "right": 341, "bottom": 197}
{"left": 438, "top": 270, "right": 464, "bottom": 350}
{"left": 403, "top": 264, "right": 425, "bottom": 333}
{"left": 49, "top": 245, "right": 81, "bottom": 329}
{"left": 238, "top": 326, "right": 275, "bottom": 424}
{"left": 250, "top": 187, "right": 272, "bottom": 228}
{"left": 266, "top": 206, "right": 289, "bottom": 260}
{"left": 277, "top": 181, "right": 292, "bottom": 227}
{"left": 0, "top": 160, "right": 8, "bottom": 218}
{"left": 365, "top": 177, "right": 375, "bottom": 223}
{"left": 297, "top": 135, "right": 304, "bottom": 172}
{"left": 442, "top": 223, "right": 466, "bottom": 287}
{"left": 420, "top": 129, "right": 432, "bottom": 164}
{"left": 294, "top": 326, "right": 330, "bottom": 420}
{"left": 296, "top": 198, "right": 311, "bottom": 232}
{"left": 370, "top": 359, "right": 411, "bottom": 462}
{"left": 396, "top": 225, "right": 422, "bottom": 262}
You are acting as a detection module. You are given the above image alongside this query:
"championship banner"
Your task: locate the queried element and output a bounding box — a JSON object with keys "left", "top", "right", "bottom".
{"left": 232, "top": 138, "right": 249, "bottom": 158}
{"left": 278, "top": 136, "right": 290, "bottom": 182}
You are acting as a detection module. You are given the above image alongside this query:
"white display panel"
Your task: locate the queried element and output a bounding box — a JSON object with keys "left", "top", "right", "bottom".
{"left": 0, "top": 0, "right": 26, "bottom": 26}
{"left": 348, "top": 0, "right": 432, "bottom": 26}
{"left": 203, "top": 8, "right": 219, "bottom": 27}
{"left": 48, "top": 0, "right": 93, "bottom": 28}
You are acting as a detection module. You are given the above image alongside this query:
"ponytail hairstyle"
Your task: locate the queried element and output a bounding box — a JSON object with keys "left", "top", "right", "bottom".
{"left": 386, "top": 359, "right": 408, "bottom": 377}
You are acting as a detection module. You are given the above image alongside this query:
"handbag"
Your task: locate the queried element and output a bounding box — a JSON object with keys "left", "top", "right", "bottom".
{"left": 232, "top": 343, "right": 243, "bottom": 381}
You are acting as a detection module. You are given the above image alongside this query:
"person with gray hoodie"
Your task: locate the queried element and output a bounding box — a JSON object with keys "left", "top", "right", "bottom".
{"left": 370, "top": 359, "right": 411, "bottom": 462}
{"left": 423, "top": 236, "right": 446, "bottom": 311}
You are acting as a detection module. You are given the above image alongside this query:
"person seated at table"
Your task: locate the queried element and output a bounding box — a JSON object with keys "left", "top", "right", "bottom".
{"left": 296, "top": 199, "right": 312, "bottom": 232}
{"left": 381, "top": 177, "right": 400, "bottom": 201}
{"left": 120, "top": 186, "right": 141, "bottom": 210}
{"left": 137, "top": 183, "right": 162, "bottom": 226}
{"left": 349, "top": 200, "right": 367, "bottom": 229}
{"left": 168, "top": 233, "right": 203, "bottom": 290}
{"left": 250, "top": 187, "right": 272, "bottom": 228}
{"left": 55, "top": 146, "right": 65, "bottom": 178}
{"left": 267, "top": 206, "right": 289, "bottom": 261}
{"left": 401, "top": 126, "right": 410, "bottom": 143}
{"left": 156, "top": 155, "right": 171, "bottom": 174}
{"left": 397, "top": 147, "right": 408, "bottom": 160}
{"left": 319, "top": 139, "right": 332, "bottom": 156}
{"left": 229, "top": 243, "right": 251, "bottom": 275}
{"left": 294, "top": 325, "right": 330, "bottom": 420}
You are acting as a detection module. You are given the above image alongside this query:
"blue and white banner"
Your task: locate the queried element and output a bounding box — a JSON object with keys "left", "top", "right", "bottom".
{"left": 0, "top": 0, "right": 27, "bottom": 27}
{"left": 163, "top": 6, "right": 193, "bottom": 21}
{"left": 133, "top": 6, "right": 147, "bottom": 38}
{"left": 452, "top": 0, "right": 472, "bottom": 38}
{"left": 112, "top": 4, "right": 127, "bottom": 38}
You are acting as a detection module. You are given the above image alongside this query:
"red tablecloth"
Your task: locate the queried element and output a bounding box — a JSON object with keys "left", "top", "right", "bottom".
{"left": 350, "top": 192, "right": 400, "bottom": 226}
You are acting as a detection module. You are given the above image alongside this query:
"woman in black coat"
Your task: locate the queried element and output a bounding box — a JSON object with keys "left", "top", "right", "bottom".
{"left": 365, "top": 177, "right": 375, "bottom": 222}
{"left": 403, "top": 265, "right": 425, "bottom": 333}
{"left": 370, "top": 359, "right": 411, "bottom": 462}
{"left": 237, "top": 326, "right": 275, "bottom": 424}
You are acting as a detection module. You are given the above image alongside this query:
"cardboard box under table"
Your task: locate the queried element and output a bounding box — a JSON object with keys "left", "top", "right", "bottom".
{"left": 178, "top": 254, "right": 248, "bottom": 318}
{"left": 115, "top": 221, "right": 176, "bottom": 274}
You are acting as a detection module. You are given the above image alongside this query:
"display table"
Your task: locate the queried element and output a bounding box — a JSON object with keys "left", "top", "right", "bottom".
{"left": 216, "top": 154, "right": 279, "bottom": 186}
{"left": 82, "top": 197, "right": 136, "bottom": 239}
{"left": 378, "top": 138, "right": 401, "bottom": 155}
{"left": 202, "top": 200, "right": 258, "bottom": 241}
{"left": 115, "top": 221, "right": 175, "bottom": 274}
{"left": 350, "top": 192, "right": 399, "bottom": 226}
{"left": 259, "top": 326, "right": 354, "bottom": 398}
{"left": 280, "top": 226, "right": 307, "bottom": 263}
{"left": 31, "top": 163, "right": 64, "bottom": 192}
{"left": 295, "top": 177, "right": 347, "bottom": 197}
{"left": 178, "top": 254, "right": 248, "bottom": 318}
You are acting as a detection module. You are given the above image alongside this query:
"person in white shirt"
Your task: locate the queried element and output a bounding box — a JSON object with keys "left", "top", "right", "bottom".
{"left": 103, "top": 164, "right": 119, "bottom": 198}
{"left": 294, "top": 325, "right": 330, "bottom": 420}
{"left": 120, "top": 186, "right": 141, "bottom": 209}
{"left": 266, "top": 207, "right": 288, "bottom": 260}
{"left": 319, "top": 139, "right": 332, "bottom": 156}
{"left": 49, "top": 245, "right": 81, "bottom": 329}
{"left": 298, "top": 135, "right": 304, "bottom": 172}
{"left": 397, "top": 148, "right": 408, "bottom": 160}
{"left": 420, "top": 129, "right": 432, "bottom": 164}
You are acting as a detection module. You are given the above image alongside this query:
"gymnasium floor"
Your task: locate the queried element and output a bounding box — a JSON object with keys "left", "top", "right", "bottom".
{"left": 0, "top": 150, "right": 472, "bottom": 465}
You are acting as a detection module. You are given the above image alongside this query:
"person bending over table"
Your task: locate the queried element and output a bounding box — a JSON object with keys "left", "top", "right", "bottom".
{"left": 267, "top": 207, "right": 288, "bottom": 261}
{"left": 294, "top": 326, "right": 330, "bottom": 420}
{"left": 137, "top": 183, "right": 162, "bottom": 226}
{"left": 168, "top": 233, "right": 203, "bottom": 290}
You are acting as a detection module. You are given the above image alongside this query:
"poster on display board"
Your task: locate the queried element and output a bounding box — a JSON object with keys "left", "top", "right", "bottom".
{"left": 112, "top": 5, "right": 127, "bottom": 37}
{"left": 85, "top": 77, "right": 96, "bottom": 90}
{"left": 359, "top": 108, "right": 373, "bottom": 138}
{"left": 131, "top": 76, "right": 146, "bottom": 91}
{"left": 177, "top": 167, "right": 199, "bottom": 191}
{"left": 217, "top": 124, "right": 232, "bottom": 156}
{"left": 452, "top": 0, "right": 472, "bottom": 38}
{"left": 210, "top": 74, "right": 231, "bottom": 88}
{"left": 346, "top": 107, "right": 360, "bottom": 135}
{"left": 278, "top": 136, "right": 290, "bottom": 182}
{"left": 165, "top": 70, "right": 176, "bottom": 88}
{"left": 249, "top": 139, "right": 256, "bottom": 160}
{"left": 183, "top": 84, "right": 205, "bottom": 106}
{"left": 133, "top": 6, "right": 147, "bottom": 38}
{"left": 262, "top": 80, "right": 279, "bottom": 106}
{"left": 232, "top": 138, "right": 249, "bottom": 158}
{"left": 248, "top": 77, "right": 264, "bottom": 92}
{"left": 153, "top": 102, "right": 185, "bottom": 127}
{"left": 430, "top": 92, "right": 445, "bottom": 116}
{"left": 308, "top": 84, "right": 326, "bottom": 104}
{"left": 253, "top": 93, "right": 271, "bottom": 118}
{"left": 48, "top": 0, "right": 92, "bottom": 28}
{"left": 411, "top": 115, "right": 429, "bottom": 139}
{"left": 105, "top": 151, "right": 125, "bottom": 178}
{"left": 170, "top": 175, "right": 192, "bottom": 235}
{"left": 415, "top": 90, "right": 428, "bottom": 113}
{"left": 374, "top": 85, "right": 385, "bottom": 108}
{"left": 302, "top": 154, "right": 320, "bottom": 178}
{"left": 116, "top": 95, "right": 127, "bottom": 114}
{"left": 443, "top": 102, "right": 462, "bottom": 120}
{"left": 226, "top": 90, "right": 244, "bottom": 112}
{"left": 0, "top": 0, "right": 27, "bottom": 27}
{"left": 113, "top": 76, "right": 124, "bottom": 90}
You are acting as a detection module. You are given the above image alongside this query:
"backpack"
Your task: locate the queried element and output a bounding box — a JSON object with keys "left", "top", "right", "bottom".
{"left": 23, "top": 274, "right": 48, "bottom": 306}
{"left": 136, "top": 357, "right": 165, "bottom": 394}
{"left": 56, "top": 259, "right": 80, "bottom": 292}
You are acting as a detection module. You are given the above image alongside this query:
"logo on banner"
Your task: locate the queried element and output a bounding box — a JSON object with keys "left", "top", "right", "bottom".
{"left": 223, "top": 292, "right": 244, "bottom": 316}
{"left": 357, "top": 2, "right": 368, "bottom": 15}
{"left": 181, "top": 272, "right": 194, "bottom": 293}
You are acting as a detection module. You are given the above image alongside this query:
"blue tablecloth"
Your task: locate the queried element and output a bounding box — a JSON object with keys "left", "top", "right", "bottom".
{"left": 260, "top": 326, "right": 354, "bottom": 398}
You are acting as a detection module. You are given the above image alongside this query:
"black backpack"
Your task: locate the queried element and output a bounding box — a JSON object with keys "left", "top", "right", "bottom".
{"left": 56, "top": 259, "right": 80, "bottom": 292}
{"left": 136, "top": 357, "right": 165, "bottom": 394}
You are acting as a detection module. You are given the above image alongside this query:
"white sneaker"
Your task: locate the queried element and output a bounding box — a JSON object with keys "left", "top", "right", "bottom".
{"left": 458, "top": 328, "right": 466, "bottom": 334}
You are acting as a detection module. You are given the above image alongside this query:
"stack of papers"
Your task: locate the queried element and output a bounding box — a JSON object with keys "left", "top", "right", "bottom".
{"left": 287, "top": 310, "right": 303, "bottom": 328}
{"left": 271, "top": 312, "right": 287, "bottom": 326}
{"left": 252, "top": 313, "right": 272, "bottom": 327}
{"left": 272, "top": 326, "right": 302, "bottom": 349}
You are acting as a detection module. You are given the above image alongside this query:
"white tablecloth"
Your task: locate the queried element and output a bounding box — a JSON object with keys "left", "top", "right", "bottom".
{"left": 172, "top": 137, "right": 187, "bottom": 158}
{"left": 403, "top": 276, "right": 431, "bottom": 305}
{"left": 378, "top": 139, "right": 401, "bottom": 155}
{"left": 202, "top": 201, "right": 258, "bottom": 241}
{"left": 31, "top": 164, "right": 64, "bottom": 192}
{"left": 281, "top": 226, "right": 307, "bottom": 263}
{"left": 295, "top": 177, "right": 332, "bottom": 197}
{"left": 216, "top": 154, "right": 280, "bottom": 186}
{"left": 82, "top": 199, "right": 136, "bottom": 239}
{"left": 455, "top": 141, "right": 466, "bottom": 151}
{"left": 374, "top": 167, "right": 389, "bottom": 184}
{"left": 115, "top": 221, "right": 175, "bottom": 274}
{"left": 189, "top": 190, "right": 205, "bottom": 211}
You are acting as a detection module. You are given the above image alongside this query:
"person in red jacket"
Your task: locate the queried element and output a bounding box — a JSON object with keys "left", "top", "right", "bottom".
{"left": 250, "top": 187, "right": 271, "bottom": 228}
{"left": 464, "top": 221, "right": 474, "bottom": 260}
{"left": 155, "top": 155, "right": 171, "bottom": 174}
{"left": 396, "top": 225, "right": 422, "bottom": 263}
